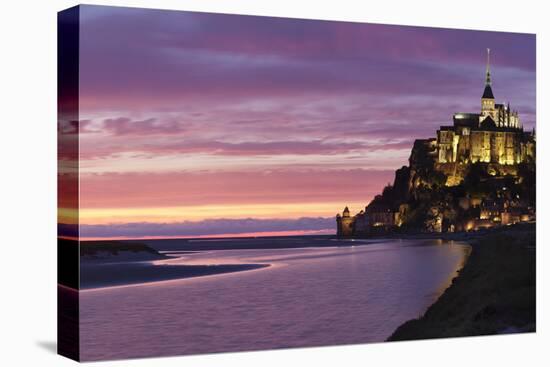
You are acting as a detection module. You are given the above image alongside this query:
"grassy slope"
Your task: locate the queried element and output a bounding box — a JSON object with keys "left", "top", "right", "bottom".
{"left": 388, "top": 224, "right": 536, "bottom": 341}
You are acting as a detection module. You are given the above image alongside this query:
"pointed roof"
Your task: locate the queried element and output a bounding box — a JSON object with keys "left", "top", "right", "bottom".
{"left": 482, "top": 85, "right": 494, "bottom": 99}
{"left": 480, "top": 115, "right": 497, "bottom": 130}
{"left": 342, "top": 206, "right": 350, "bottom": 217}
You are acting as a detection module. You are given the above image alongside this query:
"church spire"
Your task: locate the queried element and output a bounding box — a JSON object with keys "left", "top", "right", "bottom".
{"left": 482, "top": 48, "right": 494, "bottom": 100}
{"left": 485, "top": 48, "right": 492, "bottom": 86}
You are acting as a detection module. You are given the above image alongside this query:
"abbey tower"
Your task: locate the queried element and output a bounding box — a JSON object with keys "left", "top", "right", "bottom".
{"left": 337, "top": 50, "right": 535, "bottom": 237}
{"left": 435, "top": 49, "right": 533, "bottom": 183}
{"left": 480, "top": 49, "right": 496, "bottom": 121}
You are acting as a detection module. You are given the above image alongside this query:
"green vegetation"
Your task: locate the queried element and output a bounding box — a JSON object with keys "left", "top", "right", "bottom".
{"left": 387, "top": 224, "right": 535, "bottom": 340}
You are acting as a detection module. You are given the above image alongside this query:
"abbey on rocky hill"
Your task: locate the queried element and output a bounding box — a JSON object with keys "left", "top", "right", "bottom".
{"left": 337, "top": 49, "right": 536, "bottom": 237}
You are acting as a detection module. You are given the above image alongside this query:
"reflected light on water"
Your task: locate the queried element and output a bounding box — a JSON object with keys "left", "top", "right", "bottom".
{"left": 79, "top": 239, "right": 469, "bottom": 361}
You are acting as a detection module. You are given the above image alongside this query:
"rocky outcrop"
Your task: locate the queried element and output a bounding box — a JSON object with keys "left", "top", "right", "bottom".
{"left": 337, "top": 137, "right": 535, "bottom": 237}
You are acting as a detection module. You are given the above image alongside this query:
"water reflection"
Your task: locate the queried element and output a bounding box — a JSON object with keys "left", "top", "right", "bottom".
{"left": 79, "top": 239, "right": 469, "bottom": 361}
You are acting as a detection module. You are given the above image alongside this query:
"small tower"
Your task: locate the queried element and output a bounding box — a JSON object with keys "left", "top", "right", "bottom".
{"left": 343, "top": 206, "right": 350, "bottom": 217}
{"left": 336, "top": 206, "right": 354, "bottom": 238}
{"left": 480, "top": 48, "right": 496, "bottom": 122}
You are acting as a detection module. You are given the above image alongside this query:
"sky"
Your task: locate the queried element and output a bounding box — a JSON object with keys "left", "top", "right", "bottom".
{"left": 71, "top": 5, "right": 536, "bottom": 239}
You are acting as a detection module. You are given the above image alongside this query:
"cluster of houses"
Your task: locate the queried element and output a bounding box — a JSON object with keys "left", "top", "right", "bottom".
{"left": 336, "top": 50, "right": 535, "bottom": 238}
{"left": 336, "top": 195, "right": 535, "bottom": 237}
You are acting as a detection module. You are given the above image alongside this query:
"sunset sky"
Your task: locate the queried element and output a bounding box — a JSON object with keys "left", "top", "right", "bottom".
{"left": 73, "top": 5, "right": 536, "bottom": 239}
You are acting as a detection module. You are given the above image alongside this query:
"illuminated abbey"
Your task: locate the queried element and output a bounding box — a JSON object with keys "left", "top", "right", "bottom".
{"left": 337, "top": 49, "right": 536, "bottom": 237}
{"left": 436, "top": 49, "right": 533, "bottom": 170}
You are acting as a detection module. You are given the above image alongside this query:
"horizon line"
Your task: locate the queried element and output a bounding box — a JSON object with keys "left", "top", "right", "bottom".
{"left": 76, "top": 229, "right": 337, "bottom": 242}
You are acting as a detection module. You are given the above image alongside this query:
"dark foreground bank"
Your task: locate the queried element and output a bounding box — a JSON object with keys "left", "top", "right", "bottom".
{"left": 388, "top": 223, "right": 535, "bottom": 341}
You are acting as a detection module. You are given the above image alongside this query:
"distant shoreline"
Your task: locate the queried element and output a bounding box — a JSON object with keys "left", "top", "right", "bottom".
{"left": 84, "top": 236, "right": 388, "bottom": 252}
{"left": 78, "top": 231, "right": 337, "bottom": 243}
{"left": 75, "top": 233, "right": 455, "bottom": 290}
{"left": 387, "top": 222, "right": 535, "bottom": 341}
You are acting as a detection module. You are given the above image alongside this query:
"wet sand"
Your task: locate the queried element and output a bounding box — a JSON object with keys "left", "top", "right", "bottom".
{"left": 80, "top": 262, "right": 269, "bottom": 289}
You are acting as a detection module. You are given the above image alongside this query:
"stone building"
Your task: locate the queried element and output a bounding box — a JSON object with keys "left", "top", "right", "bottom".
{"left": 435, "top": 49, "right": 535, "bottom": 170}
{"left": 336, "top": 206, "right": 354, "bottom": 237}
{"left": 336, "top": 49, "right": 535, "bottom": 237}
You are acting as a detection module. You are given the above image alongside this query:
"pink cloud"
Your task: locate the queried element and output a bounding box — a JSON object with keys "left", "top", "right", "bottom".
{"left": 80, "top": 169, "right": 395, "bottom": 209}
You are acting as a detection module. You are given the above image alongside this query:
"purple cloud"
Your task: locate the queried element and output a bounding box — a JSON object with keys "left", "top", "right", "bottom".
{"left": 102, "top": 117, "right": 187, "bottom": 136}
{"left": 71, "top": 6, "right": 536, "bottom": 240}
{"left": 78, "top": 5, "right": 536, "bottom": 130}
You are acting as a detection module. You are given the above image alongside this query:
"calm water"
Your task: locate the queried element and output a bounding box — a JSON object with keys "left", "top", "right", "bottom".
{"left": 79, "top": 238, "right": 469, "bottom": 361}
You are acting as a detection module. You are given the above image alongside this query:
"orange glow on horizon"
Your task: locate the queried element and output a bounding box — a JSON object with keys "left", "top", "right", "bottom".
{"left": 78, "top": 202, "right": 366, "bottom": 225}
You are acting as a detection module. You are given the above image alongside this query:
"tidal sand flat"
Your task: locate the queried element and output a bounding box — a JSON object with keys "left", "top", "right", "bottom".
{"left": 79, "top": 238, "right": 469, "bottom": 361}
{"left": 80, "top": 241, "right": 269, "bottom": 289}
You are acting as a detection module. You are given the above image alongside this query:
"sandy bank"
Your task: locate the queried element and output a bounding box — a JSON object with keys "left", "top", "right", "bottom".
{"left": 80, "top": 262, "right": 269, "bottom": 290}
